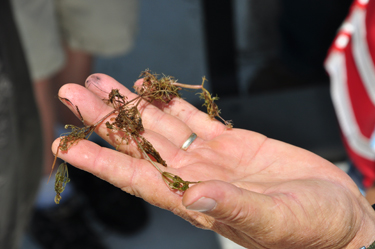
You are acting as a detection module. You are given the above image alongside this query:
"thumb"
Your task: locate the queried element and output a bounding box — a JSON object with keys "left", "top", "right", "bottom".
{"left": 182, "top": 180, "right": 276, "bottom": 232}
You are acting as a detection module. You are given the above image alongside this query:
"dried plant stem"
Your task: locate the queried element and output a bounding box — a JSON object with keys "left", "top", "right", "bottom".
{"left": 171, "top": 82, "right": 202, "bottom": 89}
{"left": 134, "top": 139, "right": 163, "bottom": 174}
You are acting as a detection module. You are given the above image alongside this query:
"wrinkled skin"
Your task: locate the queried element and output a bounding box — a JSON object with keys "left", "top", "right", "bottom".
{"left": 53, "top": 74, "right": 375, "bottom": 248}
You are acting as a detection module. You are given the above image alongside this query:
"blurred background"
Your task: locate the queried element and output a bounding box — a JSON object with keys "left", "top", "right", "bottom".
{"left": 3, "top": 0, "right": 354, "bottom": 248}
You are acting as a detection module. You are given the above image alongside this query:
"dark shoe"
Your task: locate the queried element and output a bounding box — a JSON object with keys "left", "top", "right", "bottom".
{"left": 69, "top": 166, "right": 149, "bottom": 235}
{"left": 29, "top": 195, "right": 106, "bottom": 249}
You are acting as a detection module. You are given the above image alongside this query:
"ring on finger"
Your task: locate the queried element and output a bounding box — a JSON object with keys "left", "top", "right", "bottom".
{"left": 181, "top": 133, "right": 197, "bottom": 151}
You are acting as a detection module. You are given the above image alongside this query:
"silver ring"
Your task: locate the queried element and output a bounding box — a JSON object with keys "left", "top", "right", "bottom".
{"left": 181, "top": 133, "right": 197, "bottom": 151}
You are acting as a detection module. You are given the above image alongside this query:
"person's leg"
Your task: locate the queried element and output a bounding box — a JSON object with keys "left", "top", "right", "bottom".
{"left": 33, "top": 78, "right": 57, "bottom": 175}
{"left": 53, "top": 46, "right": 92, "bottom": 127}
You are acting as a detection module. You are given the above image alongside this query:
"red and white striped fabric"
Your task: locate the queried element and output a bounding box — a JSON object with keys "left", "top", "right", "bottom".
{"left": 325, "top": 0, "right": 375, "bottom": 187}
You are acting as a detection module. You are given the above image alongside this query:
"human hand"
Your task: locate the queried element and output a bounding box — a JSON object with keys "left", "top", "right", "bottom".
{"left": 53, "top": 74, "right": 375, "bottom": 248}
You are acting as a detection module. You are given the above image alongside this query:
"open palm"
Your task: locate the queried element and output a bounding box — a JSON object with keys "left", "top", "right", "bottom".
{"left": 53, "top": 74, "right": 375, "bottom": 249}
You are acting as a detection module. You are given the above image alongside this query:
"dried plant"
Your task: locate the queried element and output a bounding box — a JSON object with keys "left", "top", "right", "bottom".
{"left": 54, "top": 162, "right": 70, "bottom": 204}
{"left": 198, "top": 77, "right": 233, "bottom": 129}
{"left": 52, "top": 70, "right": 232, "bottom": 203}
{"left": 137, "top": 70, "right": 181, "bottom": 103}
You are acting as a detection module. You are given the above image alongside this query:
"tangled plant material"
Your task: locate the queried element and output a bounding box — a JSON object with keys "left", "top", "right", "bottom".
{"left": 54, "top": 162, "right": 70, "bottom": 204}
{"left": 198, "top": 76, "right": 233, "bottom": 129}
{"left": 51, "top": 70, "right": 232, "bottom": 204}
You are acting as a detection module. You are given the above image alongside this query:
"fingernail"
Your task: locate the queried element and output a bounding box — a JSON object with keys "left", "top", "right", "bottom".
{"left": 85, "top": 75, "right": 101, "bottom": 88}
{"left": 185, "top": 197, "right": 217, "bottom": 212}
{"left": 58, "top": 97, "right": 73, "bottom": 107}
